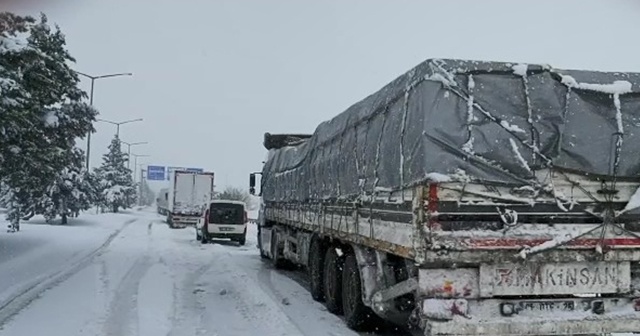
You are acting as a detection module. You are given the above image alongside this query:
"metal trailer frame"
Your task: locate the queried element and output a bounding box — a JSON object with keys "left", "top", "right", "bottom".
{"left": 261, "top": 183, "right": 640, "bottom": 335}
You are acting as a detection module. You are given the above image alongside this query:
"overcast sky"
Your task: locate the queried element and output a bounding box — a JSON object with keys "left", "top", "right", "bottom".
{"left": 4, "top": 0, "right": 640, "bottom": 191}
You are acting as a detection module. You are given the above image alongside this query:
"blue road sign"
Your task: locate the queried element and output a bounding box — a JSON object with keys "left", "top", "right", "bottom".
{"left": 147, "top": 165, "right": 166, "bottom": 181}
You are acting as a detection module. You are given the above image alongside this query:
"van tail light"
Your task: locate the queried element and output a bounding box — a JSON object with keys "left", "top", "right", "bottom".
{"left": 244, "top": 211, "right": 248, "bottom": 223}
{"left": 204, "top": 209, "right": 209, "bottom": 224}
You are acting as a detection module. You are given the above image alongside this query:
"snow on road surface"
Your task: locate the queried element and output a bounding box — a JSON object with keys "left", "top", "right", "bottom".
{"left": 0, "top": 209, "right": 404, "bottom": 336}
{"left": 0, "top": 212, "right": 139, "bottom": 323}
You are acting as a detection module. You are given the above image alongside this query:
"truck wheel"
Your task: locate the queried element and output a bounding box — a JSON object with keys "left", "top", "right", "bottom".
{"left": 238, "top": 235, "right": 246, "bottom": 246}
{"left": 196, "top": 228, "right": 202, "bottom": 241}
{"left": 201, "top": 230, "right": 209, "bottom": 244}
{"left": 323, "top": 247, "right": 344, "bottom": 314}
{"left": 343, "top": 253, "right": 376, "bottom": 331}
{"left": 257, "top": 227, "right": 269, "bottom": 259}
{"left": 308, "top": 238, "right": 326, "bottom": 302}
{"left": 271, "top": 232, "right": 287, "bottom": 269}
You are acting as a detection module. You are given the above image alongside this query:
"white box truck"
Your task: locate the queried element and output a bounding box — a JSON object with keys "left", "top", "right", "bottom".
{"left": 167, "top": 170, "right": 215, "bottom": 228}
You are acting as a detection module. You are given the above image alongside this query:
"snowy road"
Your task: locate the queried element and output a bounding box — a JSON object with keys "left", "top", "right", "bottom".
{"left": 0, "top": 209, "right": 410, "bottom": 336}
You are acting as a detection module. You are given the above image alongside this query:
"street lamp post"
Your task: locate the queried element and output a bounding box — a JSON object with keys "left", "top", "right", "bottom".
{"left": 119, "top": 140, "right": 148, "bottom": 170}
{"left": 97, "top": 118, "right": 143, "bottom": 137}
{"left": 139, "top": 167, "right": 148, "bottom": 207}
{"left": 74, "top": 71, "right": 133, "bottom": 169}
{"left": 131, "top": 154, "right": 150, "bottom": 184}
{"left": 131, "top": 154, "right": 150, "bottom": 207}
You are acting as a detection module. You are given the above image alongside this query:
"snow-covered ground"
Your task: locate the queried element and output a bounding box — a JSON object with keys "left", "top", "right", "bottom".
{"left": 0, "top": 209, "right": 408, "bottom": 336}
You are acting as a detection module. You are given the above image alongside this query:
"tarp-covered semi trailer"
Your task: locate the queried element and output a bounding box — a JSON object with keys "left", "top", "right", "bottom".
{"left": 250, "top": 59, "right": 640, "bottom": 335}
{"left": 167, "top": 170, "right": 214, "bottom": 228}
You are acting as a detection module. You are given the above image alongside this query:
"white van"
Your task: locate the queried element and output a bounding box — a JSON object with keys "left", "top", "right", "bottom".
{"left": 196, "top": 200, "right": 248, "bottom": 245}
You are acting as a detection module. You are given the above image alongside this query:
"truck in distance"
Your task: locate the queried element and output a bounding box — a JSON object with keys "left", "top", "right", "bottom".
{"left": 250, "top": 59, "right": 640, "bottom": 335}
{"left": 167, "top": 170, "right": 215, "bottom": 228}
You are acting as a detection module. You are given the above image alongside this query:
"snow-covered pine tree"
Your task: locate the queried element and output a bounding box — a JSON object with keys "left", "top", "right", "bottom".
{"left": 82, "top": 169, "right": 101, "bottom": 212}
{"left": 41, "top": 148, "right": 97, "bottom": 224}
{"left": 95, "top": 136, "right": 135, "bottom": 213}
{"left": 0, "top": 13, "right": 97, "bottom": 229}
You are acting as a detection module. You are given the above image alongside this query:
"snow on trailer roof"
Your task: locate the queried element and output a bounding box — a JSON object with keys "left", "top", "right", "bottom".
{"left": 261, "top": 58, "right": 640, "bottom": 202}
{"left": 311, "top": 59, "right": 640, "bottom": 142}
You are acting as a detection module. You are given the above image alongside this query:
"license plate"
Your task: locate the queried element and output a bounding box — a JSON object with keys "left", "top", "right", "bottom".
{"left": 219, "top": 227, "right": 234, "bottom": 232}
{"left": 517, "top": 300, "right": 575, "bottom": 312}
{"left": 480, "top": 261, "right": 630, "bottom": 296}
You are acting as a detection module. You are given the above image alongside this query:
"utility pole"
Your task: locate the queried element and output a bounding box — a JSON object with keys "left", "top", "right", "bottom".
{"left": 139, "top": 168, "right": 147, "bottom": 206}
{"left": 74, "top": 71, "right": 133, "bottom": 168}
{"left": 97, "top": 118, "right": 143, "bottom": 138}
{"left": 131, "top": 154, "right": 149, "bottom": 207}
{"left": 119, "top": 140, "right": 148, "bottom": 170}
{"left": 131, "top": 153, "right": 150, "bottom": 184}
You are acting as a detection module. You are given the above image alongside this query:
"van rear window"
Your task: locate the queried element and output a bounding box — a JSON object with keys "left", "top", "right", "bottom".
{"left": 209, "top": 203, "right": 244, "bottom": 224}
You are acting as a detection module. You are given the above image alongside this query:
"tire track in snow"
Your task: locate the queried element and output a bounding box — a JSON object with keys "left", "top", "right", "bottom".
{"left": 151, "top": 222, "right": 214, "bottom": 336}
{"left": 97, "top": 258, "right": 110, "bottom": 326}
{"left": 0, "top": 217, "right": 138, "bottom": 327}
{"left": 255, "top": 263, "right": 349, "bottom": 336}
{"left": 103, "top": 256, "right": 152, "bottom": 336}
{"left": 201, "top": 250, "right": 305, "bottom": 335}
{"left": 167, "top": 264, "right": 213, "bottom": 336}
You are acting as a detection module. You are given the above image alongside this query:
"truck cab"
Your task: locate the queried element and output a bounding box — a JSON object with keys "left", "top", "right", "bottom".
{"left": 196, "top": 200, "right": 248, "bottom": 246}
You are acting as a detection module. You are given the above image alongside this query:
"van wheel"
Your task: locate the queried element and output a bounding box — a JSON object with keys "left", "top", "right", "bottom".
{"left": 323, "top": 247, "right": 343, "bottom": 314}
{"left": 196, "top": 228, "right": 202, "bottom": 241}
{"left": 238, "top": 235, "right": 246, "bottom": 246}
{"left": 201, "top": 230, "right": 209, "bottom": 244}
{"left": 308, "top": 238, "right": 326, "bottom": 302}
{"left": 343, "top": 252, "right": 376, "bottom": 331}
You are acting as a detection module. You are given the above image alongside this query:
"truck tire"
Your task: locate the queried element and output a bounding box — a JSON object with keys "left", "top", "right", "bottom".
{"left": 308, "top": 238, "right": 326, "bottom": 302}
{"left": 342, "top": 252, "right": 376, "bottom": 331}
{"left": 271, "top": 231, "right": 287, "bottom": 269}
{"left": 201, "top": 230, "right": 209, "bottom": 244}
{"left": 238, "top": 234, "right": 246, "bottom": 246}
{"left": 323, "top": 247, "right": 344, "bottom": 314}
{"left": 257, "top": 227, "right": 269, "bottom": 259}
